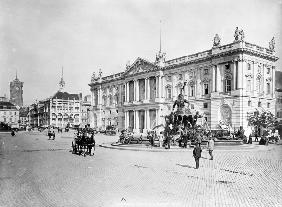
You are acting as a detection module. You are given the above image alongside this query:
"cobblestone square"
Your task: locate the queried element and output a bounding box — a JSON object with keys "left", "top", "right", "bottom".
{"left": 1, "top": 131, "right": 282, "bottom": 207}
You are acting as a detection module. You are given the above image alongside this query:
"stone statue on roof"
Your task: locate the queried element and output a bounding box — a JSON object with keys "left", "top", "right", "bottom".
{"left": 234, "top": 27, "right": 245, "bottom": 42}
{"left": 213, "top": 34, "right": 221, "bottom": 47}
{"left": 91, "top": 72, "right": 96, "bottom": 83}
{"left": 98, "top": 69, "right": 102, "bottom": 78}
{"left": 269, "top": 37, "right": 275, "bottom": 52}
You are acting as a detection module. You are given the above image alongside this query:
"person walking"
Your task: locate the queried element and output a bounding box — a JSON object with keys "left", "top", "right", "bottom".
{"left": 207, "top": 136, "right": 214, "bottom": 160}
{"left": 193, "top": 142, "right": 202, "bottom": 169}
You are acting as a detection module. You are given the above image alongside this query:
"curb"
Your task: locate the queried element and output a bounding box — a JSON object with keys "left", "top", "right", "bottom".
{"left": 99, "top": 142, "right": 274, "bottom": 152}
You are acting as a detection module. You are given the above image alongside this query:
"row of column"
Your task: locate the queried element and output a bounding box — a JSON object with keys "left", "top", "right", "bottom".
{"left": 124, "top": 109, "right": 158, "bottom": 132}
{"left": 212, "top": 61, "right": 243, "bottom": 93}
{"left": 124, "top": 76, "right": 164, "bottom": 103}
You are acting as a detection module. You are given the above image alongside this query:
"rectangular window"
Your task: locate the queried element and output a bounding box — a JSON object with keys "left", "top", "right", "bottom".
{"left": 167, "top": 88, "right": 172, "bottom": 99}
{"left": 247, "top": 63, "right": 251, "bottom": 70}
{"left": 204, "top": 84, "right": 209, "bottom": 95}
{"left": 258, "top": 102, "right": 261, "bottom": 107}
{"left": 247, "top": 80, "right": 251, "bottom": 92}
{"left": 267, "top": 68, "right": 270, "bottom": 74}
{"left": 248, "top": 101, "right": 251, "bottom": 106}
{"left": 267, "top": 103, "right": 270, "bottom": 108}
{"left": 190, "top": 85, "right": 195, "bottom": 96}
{"left": 191, "top": 104, "right": 194, "bottom": 109}
{"left": 204, "top": 69, "right": 208, "bottom": 74}
{"left": 203, "top": 103, "right": 208, "bottom": 108}
{"left": 225, "top": 80, "right": 231, "bottom": 92}
{"left": 267, "top": 83, "right": 271, "bottom": 94}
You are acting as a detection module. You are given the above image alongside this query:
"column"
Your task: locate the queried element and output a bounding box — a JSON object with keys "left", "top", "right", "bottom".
{"left": 126, "top": 82, "right": 129, "bottom": 102}
{"left": 147, "top": 78, "right": 151, "bottom": 100}
{"left": 124, "top": 111, "right": 128, "bottom": 129}
{"left": 160, "top": 76, "right": 164, "bottom": 98}
{"left": 144, "top": 109, "right": 147, "bottom": 132}
{"left": 272, "top": 66, "right": 275, "bottom": 97}
{"left": 233, "top": 62, "right": 237, "bottom": 90}
{"left": 216, "top": 65, "right": 221, "bottom": 92}
{"left": 156, "top": 109, "right": 159, "bottom": 126}
{"left": 156, "top": 76, "right": 159, "bottom": 98}
{"left": 136, "top": 80, "right": 139, "bottom": 102}
{"left": 146, "top": 110, "right": 150, "bottom": 130}
{"left": 237, "top": 60, "right": 243, "bottom": 89}
{"left": 134, "top": 80, "right": 137, "bottom": 101}
{"left": 136, "top": 110, "right": 139, "bottom": 132}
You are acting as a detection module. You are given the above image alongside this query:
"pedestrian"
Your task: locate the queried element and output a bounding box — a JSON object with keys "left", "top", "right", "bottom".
{"left": 193, "top": 142, "right": 202, "bottom": 169}
{"left": 52, "top": 131, "right": 55, "bottom": 140}
{"left": 207, "top": 136, "right": 214, "bottom": 160}
{"left": 159, "top": 131, "right": 164, "bottom": 148}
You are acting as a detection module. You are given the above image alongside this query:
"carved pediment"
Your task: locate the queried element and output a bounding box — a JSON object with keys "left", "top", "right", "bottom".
{"left": 124, "top": 57, "right": 158, "bottom": 76}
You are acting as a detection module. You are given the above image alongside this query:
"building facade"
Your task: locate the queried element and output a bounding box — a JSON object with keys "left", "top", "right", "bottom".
{"left": 89, "top": 30, "right": 278, "bottom": 132}
{"left": 10, "top": 75, "right": 24, "bottom": 107}
{"left": 81, "top": 95, "right": 91, "bottom": 127}
{"left": 0, "top": 101, "right": 19, "bottom": 129}
{"left": 28, "top": 71, "right": 82, "bottom": 128}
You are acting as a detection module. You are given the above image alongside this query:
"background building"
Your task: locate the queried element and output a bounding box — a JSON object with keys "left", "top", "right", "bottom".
{"left": 81, "top": 95, "right": 91, "bottom": 127}
{"left": 10, "top": 74, "right": 24, "bottom": 107}
{"left": 0, "top": 101, "right": 19, "bottom": 129}
{"left": 28, "top": 70, "right": 82, "bottom": 128}
{"left": 89, "top": 30, "right": 278, "bottom": 132}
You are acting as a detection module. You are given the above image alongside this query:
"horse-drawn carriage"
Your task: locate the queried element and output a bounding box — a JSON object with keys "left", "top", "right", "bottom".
{"left": 72, "top": 128, "right": 95, "bottom": 156}
{"left": 118, "top": 129, "right": 143, "bottom": 144}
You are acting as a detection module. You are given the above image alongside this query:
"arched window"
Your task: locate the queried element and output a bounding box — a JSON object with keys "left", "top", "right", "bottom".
{"left": 246, "top": 80, "right": 252, "bottom": 92}
{"left": 267, "top": 83, "right": 271, "bottom": 94}
{"left": 225, "top": 78, "right": 231, "bottom": 93}
{"left": 256, "top": 76, "right": 262, "bottom": 94}
{"left": 190, "top": 85, "right": 195, "bottom": 96}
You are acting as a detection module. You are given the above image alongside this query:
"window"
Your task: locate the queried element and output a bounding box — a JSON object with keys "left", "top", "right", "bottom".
{"left": 15, "top": 112, "right": 16, "bottom": 115}
{"left": 204, "top": 84, "right": 209, "bottom": 95}
{"left": 258, "top": 102, "right": 261, "bottom": 107}
{"left": 191, "top": 104, "right": 194, "bottom": 109}
{"left": 248, "top": 101, "right": 252, "bottom": 106}
{"left": 256, "top": 77, "right": 262, "bottom": 94}
{"left": 204, "top": 117, "right": 208, "bottom": 122}
{"left": 203, "top": 103, "right": 208, "bottom": 108}
{"left": 247, "top": 80, "right": 251, "bottom": 92}
{"left": 267, "top": 83, "right": 270, "bottom": 94}
{"left": 204, "top": 69, "right": 208, "bottom": 74}
{"left": 166, "top": 87, "right": 172, "bottom": 99}
{"left": 167, "top": 76, "right": 172, "bottom": 82}
{"left": 178, "top": 74, "right": 183, "bottom": 80}
{"left": 247, "top": 63, "right": 251, "bottom": 70}
{"left": 225, "top": 79, "right": 231, "bottom": 92}
{"left": 190, "top": 85, "right": 195, "bottom": 96}
{"left": 225, "top": 64, "right": 230, "bottom": 70}
{"left": 267, "top": 103, "right": 270, "bottom": 108}
{"left": 258, "top": 65, "right": 261, "bottom": 73}
{"left": 267, "top": 68, "right": 270, "bottom": 74}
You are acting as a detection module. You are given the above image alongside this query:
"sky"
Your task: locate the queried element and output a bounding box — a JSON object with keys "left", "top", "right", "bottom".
{"left": 0, "top": 0, "right": 281, "bottom": 105}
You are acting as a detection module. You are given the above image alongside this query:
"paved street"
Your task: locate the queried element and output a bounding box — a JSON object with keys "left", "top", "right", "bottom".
{"left": 0, "top": 131, "right": 282, "bottom": 207}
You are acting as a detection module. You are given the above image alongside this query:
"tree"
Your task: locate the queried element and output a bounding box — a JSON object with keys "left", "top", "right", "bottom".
{"left": 248, "top": 110, "right": 278, "bottom": 131}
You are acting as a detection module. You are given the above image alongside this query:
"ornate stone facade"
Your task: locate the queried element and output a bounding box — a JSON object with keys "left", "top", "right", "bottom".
{"left": 89, "top": 32, "right": 278, "bottom": 132}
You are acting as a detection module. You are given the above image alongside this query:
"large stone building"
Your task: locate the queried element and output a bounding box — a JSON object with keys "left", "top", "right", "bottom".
{"left": 10, "top": 74, "right": 24, "bottom": 107}
{"left": 89, "top": 29, "right": 278, "bottom": 132}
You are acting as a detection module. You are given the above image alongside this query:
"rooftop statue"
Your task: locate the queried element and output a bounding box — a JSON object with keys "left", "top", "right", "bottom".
{"left": 234, "top": 27, "right": 245, "bottom": 42}
{"left": 98, "top": 69, "right": 102, "bottom": 78}
{"left": 91, "top": 72, "right": 96, "bottom": 83}
{"left": 213, "top": 34, "right": 221, "bottom": 47}
{"left": 269, "top": 37, "right": 275, "bottom": 52}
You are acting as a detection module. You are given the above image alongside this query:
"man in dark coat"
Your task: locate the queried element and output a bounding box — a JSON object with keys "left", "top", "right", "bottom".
{"left": 193, "top": 143, "right": 202, "bottom": 169}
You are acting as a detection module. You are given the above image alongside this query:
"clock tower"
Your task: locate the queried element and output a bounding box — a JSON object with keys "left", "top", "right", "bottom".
{"left": 10, "top": 72, "right": 23, "bottom": 107}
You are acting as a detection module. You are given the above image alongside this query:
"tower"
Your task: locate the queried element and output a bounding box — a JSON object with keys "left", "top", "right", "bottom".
{"left": 155, "top": 20, "right": 166, "bottom": 67}
{"left": 59, "top": 67, "right": 65, "bottom": 91}
{"left": 10, "top": 71, "right": 24, "bottom": 107}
